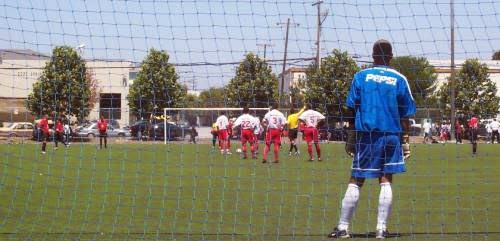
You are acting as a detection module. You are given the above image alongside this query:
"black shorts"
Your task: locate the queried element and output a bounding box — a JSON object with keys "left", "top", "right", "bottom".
{"left": 288, "top": 128, "right": 298, "bottom": 139}
{"left": 99, "top": 131, "right": 107, "bottom": 137}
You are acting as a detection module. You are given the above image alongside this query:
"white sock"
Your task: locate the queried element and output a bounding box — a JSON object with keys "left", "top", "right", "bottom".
{"left": 338, "top": 183, "right": 360, "bottom": 230}
{"left": 376, "top": 182, "right": 393, "bottom": 231}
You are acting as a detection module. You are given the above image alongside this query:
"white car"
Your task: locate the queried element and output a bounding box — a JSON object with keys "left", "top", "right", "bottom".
{"left": 0, "top": 122, "right": 35, "bottom": 137}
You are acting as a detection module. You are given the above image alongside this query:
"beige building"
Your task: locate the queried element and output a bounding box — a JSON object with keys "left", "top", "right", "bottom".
{"left": 279, "top": 67, "right": 307, "bottom": 94}
{"left": 0, "top": 49, "right": 134, "bottom": 127}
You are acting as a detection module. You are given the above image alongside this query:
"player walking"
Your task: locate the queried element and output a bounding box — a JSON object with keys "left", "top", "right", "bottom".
{"left": 262, "top": 103, "right": 287, "bottom": 163}
{"left": 39, "top": 114, "right": 50, "bottom": 154}
{"left": 286, "top": 106, "right": 306, "bottom": 156}
{"left": 97, "top": 116, "right": 108, "bottom": 149}
{"left": 490, "top": 118, "right": 500, "bottom": 144}
{"left": 298, "top": 105, "right": 325, "bottom": 161}
{"left": 328, "top": 39, "right": 416, "bottom": 239}
{"left": 216, "top": 112, "right": 231, "bottom": 154}
{"left": 232, "top": 107, "right": 256, "bottom": 159}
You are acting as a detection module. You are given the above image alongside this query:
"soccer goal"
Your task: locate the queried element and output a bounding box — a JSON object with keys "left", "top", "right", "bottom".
{"left": 162, "top": 107, "right": 270, "bottom": 144}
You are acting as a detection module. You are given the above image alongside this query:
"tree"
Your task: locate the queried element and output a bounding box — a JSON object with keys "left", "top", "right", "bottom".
{"left": 226, "top": 53, "right": 278, "bottom": 107}
{"left": 438, "top": 59, "right": 499, "bottom": 118}
{"left": 493, "top": 50, "right": 500, "bottom": 60}
{"left": 304, "top": 49, "right": 359, "bottom": 121}
{"left": 199, "top": 87, "right": 228, "bottom": 107}
{"left": 288, "top": 77, "right": 306, "bottom": 109}
{"left": 26, "top": 46, "right": 96, "bottom": 121}
{"left": 127, "top": 48, "right": 186, "bottom": 118}
{"left": 390, "top": 56, "right": 438, "bottom": 107}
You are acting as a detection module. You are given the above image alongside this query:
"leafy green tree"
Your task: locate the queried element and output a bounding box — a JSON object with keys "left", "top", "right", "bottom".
{"left": 288, "top": 77, "right": 306, "bottom": 109}
{"left": 391, "top": 56, "right": 438, "bottom": 107}
{"left": 127, "top": 48, "right": 186, "bottom": 118}
{"left": 438, "top": 59, "right": 499, "bottom": 118}
{"left": 226, "top": 53, "right": 278, "bottom": 107}
{"left": 26, "top": 46, "right": 95, "bottom": 120}
{"left": 493, "top": 50, "right": 500, "bottom": 60}
{"left": 305, "top": 49, "right": 359, "bottom": 121}
{"left": 199, "top": 87, "right": 228, "bottom": 107}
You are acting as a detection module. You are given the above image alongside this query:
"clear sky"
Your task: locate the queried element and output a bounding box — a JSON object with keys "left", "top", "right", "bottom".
{"left": 1, "top": 0, "right": 498, "bottom": 90}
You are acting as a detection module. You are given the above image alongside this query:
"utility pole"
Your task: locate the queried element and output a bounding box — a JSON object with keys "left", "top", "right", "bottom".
{"left": 257, "top": 43, "right": 273, "bottom": 60}
{"left": 312, "top": 1, "right": 327, "bottom": 70}
{"left": 450, "top": 0, "right": 456, "bottom": 141}
{"left": 277, "top": 19, "right": 299, "bottom": 107}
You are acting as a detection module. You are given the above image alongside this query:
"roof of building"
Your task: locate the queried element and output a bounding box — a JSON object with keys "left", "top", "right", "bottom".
{"left": 0, "top": 49, "right": 50, "bottom": 60}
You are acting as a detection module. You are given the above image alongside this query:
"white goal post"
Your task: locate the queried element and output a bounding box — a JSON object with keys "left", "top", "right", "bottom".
{"left": 163, "top": 107, "right": 270, "bottom": 144}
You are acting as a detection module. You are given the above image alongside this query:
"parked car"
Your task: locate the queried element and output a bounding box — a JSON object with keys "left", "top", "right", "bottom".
{"left": 0, "top": 122, "right": 35, "bottom": 138}
{"left": 148, "top": 122, "right": 191, "bottom": 141}
{"left": 129, "top": 120, "right": 150, "bottom": 139}
{"left": 74, "top": 123, "right": 130, "bottom": 138}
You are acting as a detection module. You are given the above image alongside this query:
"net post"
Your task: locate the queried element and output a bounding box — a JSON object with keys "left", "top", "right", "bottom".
{"left": 164, "top": 108, "right": 167, "bottom": 144}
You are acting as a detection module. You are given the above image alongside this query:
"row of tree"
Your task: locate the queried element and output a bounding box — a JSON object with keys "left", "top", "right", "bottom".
{"left": 26, "top": 46, "right": 499, "bottom": 122}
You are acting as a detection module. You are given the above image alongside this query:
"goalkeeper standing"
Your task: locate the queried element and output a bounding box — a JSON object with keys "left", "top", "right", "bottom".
{"left": 328, "top": 39, "right": 416, "bottom": 239}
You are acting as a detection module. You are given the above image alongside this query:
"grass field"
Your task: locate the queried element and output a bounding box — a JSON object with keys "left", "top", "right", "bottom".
{"left": 0, "top": 142, "right": 499, "bottom": 241}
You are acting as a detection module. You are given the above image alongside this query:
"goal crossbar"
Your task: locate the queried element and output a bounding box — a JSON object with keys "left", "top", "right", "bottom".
{"left": 163, "top": 107, "right": 270, "bottom": 143}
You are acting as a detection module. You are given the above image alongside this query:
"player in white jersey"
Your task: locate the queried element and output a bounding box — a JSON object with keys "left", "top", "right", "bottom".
{"left": 232, "top": 107, "right": 256, "bottom": 159}
{"left": 298, "top": 104, "right": 326, "bottom": 161}
{"left": 253, "top": 116, "right": 262, "bottom": 154}
{"left": 216, "top": 112, "right": 231, "bottom": 154}
{"left": 262, "top": 103, "right": 287, "bottom": 163}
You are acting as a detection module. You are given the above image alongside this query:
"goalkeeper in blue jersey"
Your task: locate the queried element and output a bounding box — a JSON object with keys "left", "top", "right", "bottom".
{"left": 328, "top": 39, "right": 416, "bottom": 239}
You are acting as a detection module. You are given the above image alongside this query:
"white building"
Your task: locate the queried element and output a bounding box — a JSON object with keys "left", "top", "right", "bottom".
{"left": 278, "top": 67, "right": 307, "bottom": 94}
{"left": 0, "top": 49, "right": 134, "bottom": 127}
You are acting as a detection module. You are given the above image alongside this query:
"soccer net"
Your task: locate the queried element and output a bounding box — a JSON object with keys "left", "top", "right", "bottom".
{"left": 0, "top": 1, "right": 499, "bottom": 240}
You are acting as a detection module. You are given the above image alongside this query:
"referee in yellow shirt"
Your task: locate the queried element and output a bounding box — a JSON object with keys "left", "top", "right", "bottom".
{"left": 287, "top": 106, "right": 306, "bottom": 155}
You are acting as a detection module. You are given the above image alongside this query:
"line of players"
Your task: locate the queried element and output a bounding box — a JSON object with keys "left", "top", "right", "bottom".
{"left": 212, "top": 103, "right": 326, "bottom": 163}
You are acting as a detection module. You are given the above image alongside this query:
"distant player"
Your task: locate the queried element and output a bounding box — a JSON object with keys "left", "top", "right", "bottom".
{"left": 286, "top": 106, "right": 306, "bottom": 156}
{"left": 468, "top": 114, "right": 479, "bottom": 154}
{"left": 63, "top": 121, "right": 71, "bottom": 147}
{"left": 216, "top": 112, "right": 231, "bottom": 154}
{"left": 211, "top": 122, "right": 219, "bottom": 149}
{"left": 328, "top": 39, "right": 416, "bottom": 239}
{"left": 253, "top": 116, "right": 262, "bottom": 154}
{"left": 422, "top": 119, "right": 432, "bottom": 144}
{"left": 232, "top": 107, "right": 256, "bottom": 159}
{"left": 54, "top": 118, "right": 64, "bottom": 149}
{"left": 39, "top": 114, "right": 50, "bottom": 154}
{"left": 490, "top": 118, "right": 499, "bottom": 144}
{"left": 97, "top": 116, "right": 108, "bottom": 149}
{"left": 262, "top": 103, "right": 286, "bottom": 163}
{"left": 298, "top": 105, "right": 325, "bottom": 161}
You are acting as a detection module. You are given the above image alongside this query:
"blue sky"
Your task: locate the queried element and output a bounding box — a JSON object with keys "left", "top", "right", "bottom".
{"left": 1, "top": 0, "right": 499, "bottom": 90}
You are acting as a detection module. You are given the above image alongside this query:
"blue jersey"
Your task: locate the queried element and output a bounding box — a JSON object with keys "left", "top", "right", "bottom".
{"left": 346, "top": 66, "right": 416, "bottom": 133}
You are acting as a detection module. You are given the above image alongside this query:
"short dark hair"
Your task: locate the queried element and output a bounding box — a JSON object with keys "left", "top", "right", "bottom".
{"left": 373, "top": 39, "right": 393, "bottom": 58}
{"left": 242, "top": 107, "right": 249, "bottom": 113}
{"left": 270, "top": 102, "right": 279, "bottom": 110}
{"left": 290, "top": 107, "right": 295, "bottom": 113}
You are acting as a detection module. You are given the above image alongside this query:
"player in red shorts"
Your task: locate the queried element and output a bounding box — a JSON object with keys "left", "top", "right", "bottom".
{"left": 252, "top": 116, "right": 262, "bottom": 154}
{"left": 232, "top": 107, "right": 256, "bottom": 159}
{"left": 39, "top": 114, "right": 50, "bottom": 154}
{"left": 298, "top": 105, "right": 326, "bottom": 161}
{"left": 262, "top": 103, "right": 287, "bottom": 163}
{"left": 216, "top": 112, "right": 231, "bottom": 154}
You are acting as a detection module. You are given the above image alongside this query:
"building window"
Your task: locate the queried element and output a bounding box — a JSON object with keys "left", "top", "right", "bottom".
{"left": 100, "top": 93, "right": 121, "bottom": 120}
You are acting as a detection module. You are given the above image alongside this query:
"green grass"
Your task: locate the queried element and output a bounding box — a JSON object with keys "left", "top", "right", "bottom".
{"left": 0, "top": 142, "right": 499, "bottom": 240}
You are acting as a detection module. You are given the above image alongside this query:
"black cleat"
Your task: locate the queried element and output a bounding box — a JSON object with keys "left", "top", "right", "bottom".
{"left": 262, "top": 159, "right": 267, "bottom": 163}
{"left": 327, "top": 227, "right": 350, "bottom": 238}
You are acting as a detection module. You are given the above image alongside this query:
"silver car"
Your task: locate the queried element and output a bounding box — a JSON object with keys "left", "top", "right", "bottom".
{"left": 74, "top": 123, "right": 130, "bottom": 138}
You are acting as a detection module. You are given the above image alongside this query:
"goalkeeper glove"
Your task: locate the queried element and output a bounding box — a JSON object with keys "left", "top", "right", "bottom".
{"left": 401, "top": 133, "right": 410, "bottom": 161}
{"left": 345, "top": 130, "right": 356, "bottom": 157}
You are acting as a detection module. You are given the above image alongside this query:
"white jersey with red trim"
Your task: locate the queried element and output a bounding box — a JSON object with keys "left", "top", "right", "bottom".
{"left": 263, "top": 109, "right": 287, "bottom": 129}
{"left": 233, "top": 114, "right": 255, "bottom": 130}
{"left": 216, "top": 115, "right": 229, "bottom": 130}
{"left": 299, "top": 109, "right": 325, "bottom": 128}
